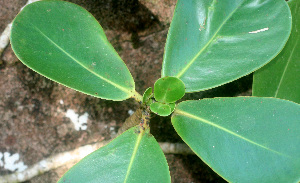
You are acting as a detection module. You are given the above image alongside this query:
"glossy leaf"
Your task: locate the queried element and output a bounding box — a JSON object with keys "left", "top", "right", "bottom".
{"left": 154, "top": 76, "right": 185, "bottom": 103}
{"left": 162, "top": 0, "right": 292, "bottom": 92}
{"left": 172, "top": 97, "right": 300, "bottom": 183}
{"left": 143, "top": 87, "right": 153, "bottom": 104}
{"left": 150, "top": 102, "right": 171, "bottom": 117}
{"left": 11, "top": 1, "right": 135, "bottom": 101}
{"left": 58, "top": 126, "right": 171, "bottom": 183}
{"left": 253, "top": 0, "right": 300, "bottom": 104}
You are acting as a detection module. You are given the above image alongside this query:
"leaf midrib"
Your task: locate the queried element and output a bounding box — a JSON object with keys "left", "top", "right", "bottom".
{"left": 175, "top": 109, "right": 292, "bottom": 158}
{"left": 175, "top": 1, "right": 244, "bottom": 78}
{"left": 123, "top": 131, "right": 143, "bottom": 183}
{"left": 274, "top": 35, "right": 299, "bottom": 97}
{"left": 31, "top": 25, "right": 132, "bottom": 95}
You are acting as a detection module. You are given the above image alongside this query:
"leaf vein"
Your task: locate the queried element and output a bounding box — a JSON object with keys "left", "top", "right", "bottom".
{"left": 31, "top": 24, "right": 132, "bottom": 95}
{"left": 124, "top": 132, "right": 143, "bottom": 183}
{"left": 274, "top": 36, "right": 299, "bottom": 97}
{"left": 176, "top": 1, "right": 244, "bottom": 78}
{"left": 175, "top": 109, "right": 291, "bottom": 158}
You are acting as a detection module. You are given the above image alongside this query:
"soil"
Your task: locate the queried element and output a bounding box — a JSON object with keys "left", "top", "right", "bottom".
{"left": 0, "top": 0, "right": 252, "bottom": 182}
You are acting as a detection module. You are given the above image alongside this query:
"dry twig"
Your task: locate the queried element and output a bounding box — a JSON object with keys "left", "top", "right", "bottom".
{"left": 0, "top": 0, "right": 40, "bottom": 58}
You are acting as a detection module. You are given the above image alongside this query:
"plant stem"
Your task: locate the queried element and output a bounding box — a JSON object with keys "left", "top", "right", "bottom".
{"left": 114, "top": 108, "right": 142, "bottom": 137}
{"left": 132, "top": 91, "right": 143, "bottom": 103}
{"left": 114, "top": 106, "right": 151, "bottom": 137}
{"left": 139, "top": 106, "right": 151, "bottom": 132}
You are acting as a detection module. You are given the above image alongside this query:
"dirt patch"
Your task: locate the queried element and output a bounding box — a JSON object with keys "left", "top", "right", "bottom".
{"left": 0, "top": 0, "right": 252, "bottom": 182}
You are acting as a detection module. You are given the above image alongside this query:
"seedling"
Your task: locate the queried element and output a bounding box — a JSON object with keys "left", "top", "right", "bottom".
{"left": 10, "top": 0, "right": 300, "bottom": 182}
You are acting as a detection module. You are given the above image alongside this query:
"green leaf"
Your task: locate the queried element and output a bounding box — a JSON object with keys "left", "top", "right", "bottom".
{"left": 150, "top": 102, "right": 171, "bottom": 117}
{"left": 169, "top": 103, "right": 176, "bottom": 113}
{"left": 154, "top": 76, "right": 185, "bottom": 103}
{"left": 143, "top": 87, "right": 153, "bottom": 104}
{"left": 162, "top": 0, "right": 292, "bottom": 93}
{"left": 58, "top": 126, "right": 171, "bottom": 183}
{"left": 172, "top": 97, "right": 300, "bottom": 183}
{"left": 10, "top": 1, "right": 135, "bottom": 101}
{"left": 253, "top": 0, "right": 300, "bottom": 104}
